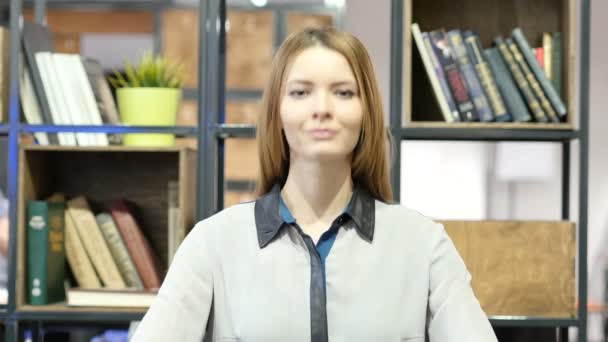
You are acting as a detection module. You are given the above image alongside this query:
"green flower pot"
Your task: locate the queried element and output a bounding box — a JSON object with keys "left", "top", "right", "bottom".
{"left": 117, "top": 88, "right": 182, "bottom": 146}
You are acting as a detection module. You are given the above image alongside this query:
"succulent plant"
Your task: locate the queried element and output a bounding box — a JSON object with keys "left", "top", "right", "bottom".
{"left": 109, "top": 52, "right": 185, "bottom": 89}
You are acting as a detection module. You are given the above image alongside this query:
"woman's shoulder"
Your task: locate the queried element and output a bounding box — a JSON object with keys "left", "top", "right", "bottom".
{"left": 189, "top": 201, "right": 257, "bottom": 238}
{"left": 374, "top": 200, "right": 443, "bottom": 236}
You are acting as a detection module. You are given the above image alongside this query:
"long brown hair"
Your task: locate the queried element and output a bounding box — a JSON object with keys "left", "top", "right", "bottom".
{"left": 256, "top": 27, "right": 393, "bottom": 203}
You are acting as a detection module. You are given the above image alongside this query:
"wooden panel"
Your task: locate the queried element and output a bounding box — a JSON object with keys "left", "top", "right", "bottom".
{"left": 225, "top": 138, "right": 258, "bottom": 180}
{"left": 23, "top": 9, "right": 154, "bottom": 34}
{"left": 175, "top": 100, "right": 198, "bottom": 149}
{"left": 404, "top": 0, "right": 574, "bottom": 127}
{"left": 441, "top": 220, "right": 575, "bottom": 317}
{"left": 286, "top": 13, "right": 334, "bottom": 36}
{"left": 226, "top": 100, "right": 261, "bottom": 124}
{"left": 162, "top": 9, "right": 200, "bottom": 88}
{"left": 16, "top": 147, "right": 195, "bottom": 310}
{"left": 54, "top": 33, "right": 81, "bottom": 54}
{"left": 227, "top": 10, "right": 273, "bottom": 89}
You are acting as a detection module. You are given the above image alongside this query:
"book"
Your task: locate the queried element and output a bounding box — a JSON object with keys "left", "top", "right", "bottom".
{"left": 21, "top": 22, "right": 60, "bottom": 144}
{"left": 535, "top": 47, "right": 544, "bottom": 69}
{"left": 67, "top": 196, "right": 126, "bottom": 288}
{"left": 447, "top": 29, "right": 494, "bottom": 122}
{"left": 429, "top": 29, "right": 477, "bottom": 121}
{"left": 422, "top": 32, "right": 460, "bottom": 122}
{"left": 506, "top": 37, "right": 559, "bottom": 123}
{"left": 96, "top": 213, "right": 144, "bottom": 289}
{"left": 494, "top": 37, "right": 547, "bottom": 122}
{"left": 110, "top": 200, "right": 162, "bottom": 290}
{"left": 19, "top": 51, "right": 50, "bottom": 145}
{"left": 65, "top": 209, "right": 101, "bottom": 289}
{"left": 484, "top": 47, "right": 532, "bottom": 122}
{"left": 167, "top": 180, "right": 182, "bottom": 265}
{"left": 65, "top": 282, "right": 157, "bottom": 308}
{"left": 26, "top": 199, "right": 65, "bottom": 305}
{"left": 512, "top": 28, "right": 566, "bottom": 121}
{"left": 463, "top": 31, "right": 510, "bottom": 122}
{"left": 551, "top": 32, "right": 563, "bottom": 98}
{"left": 543, "top": 32, "right": 552, "bottom": 79}
{"left": 411, "top": 23, "right": 455, "bottom": 123}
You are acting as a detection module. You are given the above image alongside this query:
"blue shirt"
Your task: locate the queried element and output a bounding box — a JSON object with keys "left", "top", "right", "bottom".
{"left": 279, "top": 196, "right": 348, "bottom": 270}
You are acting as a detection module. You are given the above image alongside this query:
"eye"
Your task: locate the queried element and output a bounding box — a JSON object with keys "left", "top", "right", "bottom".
{"left": 288, "top": 89, "right": 309, "bottom": 98}
{"left": 335, "top": 89, "right": 356, "bottom": 98}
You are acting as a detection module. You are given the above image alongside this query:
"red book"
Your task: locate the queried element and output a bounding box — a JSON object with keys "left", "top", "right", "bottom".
{"left": 110, "top": 200, "right": 161, "bottom": 289}
{"left": 535, "top": 47, "right": 544, "bottom": 69}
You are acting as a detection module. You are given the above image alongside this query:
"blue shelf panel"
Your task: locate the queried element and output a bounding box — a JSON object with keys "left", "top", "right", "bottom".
{"left": 20, "top": 124, "right": 198, "bottom": 136}
{"left": 0, "top": 124, "right": 8, "bottom": 134}
{"left": 216, "top": 124, "right": 256, "bottom": 139}
{"left": 489, "top": 316, "right": 579, "bottom": 328}
{"left": 398, "top": 127, "right": 579, "bottom": 142}
{"left": 16, "top": 309, "right": 144, "bottom": 323}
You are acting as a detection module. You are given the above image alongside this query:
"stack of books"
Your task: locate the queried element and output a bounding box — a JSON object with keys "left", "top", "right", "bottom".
{"left": 412, "top": 24, "right": 566, "bottom": 124}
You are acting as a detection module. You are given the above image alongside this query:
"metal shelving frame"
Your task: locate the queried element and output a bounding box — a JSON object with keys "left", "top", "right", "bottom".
{"left": 1, "top": 0, "right": 590, "bottom": 340}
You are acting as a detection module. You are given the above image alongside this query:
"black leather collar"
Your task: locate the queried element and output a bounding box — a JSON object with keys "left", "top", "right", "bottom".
{"left": 254, "top": 183, "right": 376, "bottom": 248}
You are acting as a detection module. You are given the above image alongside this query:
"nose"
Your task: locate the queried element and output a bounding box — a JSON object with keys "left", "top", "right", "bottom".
{"left": 312, "top": 91, "right": 332, "bottom": 120}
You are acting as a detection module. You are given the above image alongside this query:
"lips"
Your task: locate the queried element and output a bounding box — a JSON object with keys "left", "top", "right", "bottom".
{"left": 309, "top": 128, "right": 337, "bottom": 139}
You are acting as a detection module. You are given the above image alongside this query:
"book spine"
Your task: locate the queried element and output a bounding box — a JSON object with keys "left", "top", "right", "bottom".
{"left": 448, "top": 30, "right": 494, "bottom": 122}
{"left": 494, "top": 37, "right": 547, "bottom": 122}
{"left": 110, "top": 201, "right": 161, "bottom": 289}
{"left": 422, "top": 32, "right": 461, "bottom": 122}
{"left": 506, "top": 38, "right": 559, "bottom": 122}
{"left": 64, "top": 211, "right": 102, "bottom": 288}
{"left": 27, "top": 201, "right": 48, "bottom": 305}
{"left": 512, "top": 28, "right": 566, "bottom": 120}
{"left": 552, "top": 32, "right": 563, "bottom": 98}
{"left": 96, "top": 213, "right": 144, "bottom": 289}
{"left": 543, "top": 32, "right": 553, "bottom": 79}
{"left": 46, "top": 200, "right": 66, "bottom": 303}
{"left": 429, "top": 30, "right": 477, "bottom": 121}
{"left": 484, "top": 47, "right": 531, "bottom": 122}
{"left": 411, "top": 23, "right": 454, "bottom": 122}
{"left": 67, "top": 196, "right": 126, "bottom": 288}
{"left": 535, "top": 48, "right": 544, "bottom": 69}
{"left": 463, "top": 32, "right": 510, "bottom": 122}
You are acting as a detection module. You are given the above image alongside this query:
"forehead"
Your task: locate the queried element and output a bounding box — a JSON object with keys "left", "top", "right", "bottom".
{"left": 284, "top": 46, "right": 356, "bottom": 82}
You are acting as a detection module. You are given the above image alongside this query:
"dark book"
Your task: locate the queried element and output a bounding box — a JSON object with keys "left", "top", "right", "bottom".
{"left": 422, "top": 32, "right": 460, "bottom": 122}
{"left": 463, "top": 31, "right": 510, "bottom": 122}
{"left": 484, "top": 47, "right": 531, "bottom": 122}
{"left": 551, "top": 32, "right": 563, "bottom": 99}
{"left": 447, "top": 29, "right": 494, "bottom": 122}
{"left": 494, "top": 37, "right": 547, "bottom": 122}
{"left": 429, "top": 29, "right": 478, "bottom": 121}
{"left": 21, "top": 22, "right": 59, "bottom": 144}
{"left": 506, "top": 37, "right": 559, "bottom": 123}
{"left": 81, "top": 57, "right": 122, "bottom": 145}
{"left": 27, "top": 198, "right": 66, "bottom": 305}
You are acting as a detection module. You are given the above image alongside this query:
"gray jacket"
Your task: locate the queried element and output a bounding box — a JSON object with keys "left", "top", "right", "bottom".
{"left": 133, "top": 185, "right": 497, "bottom": 341}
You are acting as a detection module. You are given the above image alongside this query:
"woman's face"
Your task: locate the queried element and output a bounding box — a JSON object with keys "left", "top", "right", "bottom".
{"left": 280, "top": 46, "right": 363, "bottom": 163}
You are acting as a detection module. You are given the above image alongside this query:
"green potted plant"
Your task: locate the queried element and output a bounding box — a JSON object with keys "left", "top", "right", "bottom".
{"left": 110, "top": 52, "right": 184, "bottom": 146}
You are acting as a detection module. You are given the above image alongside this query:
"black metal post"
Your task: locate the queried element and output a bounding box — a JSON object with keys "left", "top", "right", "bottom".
{"left": 197, "top": 0, "right": 226, "bottom": 220}
{"left": 578, "top": 0, "right": 591, "bottom": 341}
{"left": 389, "top": 0, "right": 403, "bottom": 203}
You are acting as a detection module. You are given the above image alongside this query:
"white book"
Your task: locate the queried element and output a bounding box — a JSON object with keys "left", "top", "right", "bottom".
{"left": 51, "top": 53, "right": 94, "bottom": 146}
{"left": 35, "top": 52, "right": 77, "bottom": 145}
{"left": 70, "top": 55, "right": 109, "bottom": 146}
{"left": 19, "top": 52, "right": 49, "bottom": 145}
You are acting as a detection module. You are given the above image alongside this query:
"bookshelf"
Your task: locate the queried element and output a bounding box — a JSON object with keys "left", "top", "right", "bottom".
{"left": 390, "top": 0, "right": 588, "bottom": 341}
{"left": 402, "top": 0, "right": 576, "bottom": 130}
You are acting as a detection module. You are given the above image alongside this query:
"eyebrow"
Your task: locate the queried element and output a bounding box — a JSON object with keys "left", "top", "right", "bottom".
{"left": 286, "top": 79, "right": 357, "bottom": 87}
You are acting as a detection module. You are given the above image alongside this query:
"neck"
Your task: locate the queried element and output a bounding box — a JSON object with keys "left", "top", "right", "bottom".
{"left": 281, "top": 157, "right": 353, "bottom": 226}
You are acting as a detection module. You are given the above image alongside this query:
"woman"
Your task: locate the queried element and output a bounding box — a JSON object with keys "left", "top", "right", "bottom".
{"left": 133, "top": 28, "right": 497, "bottom": 341}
